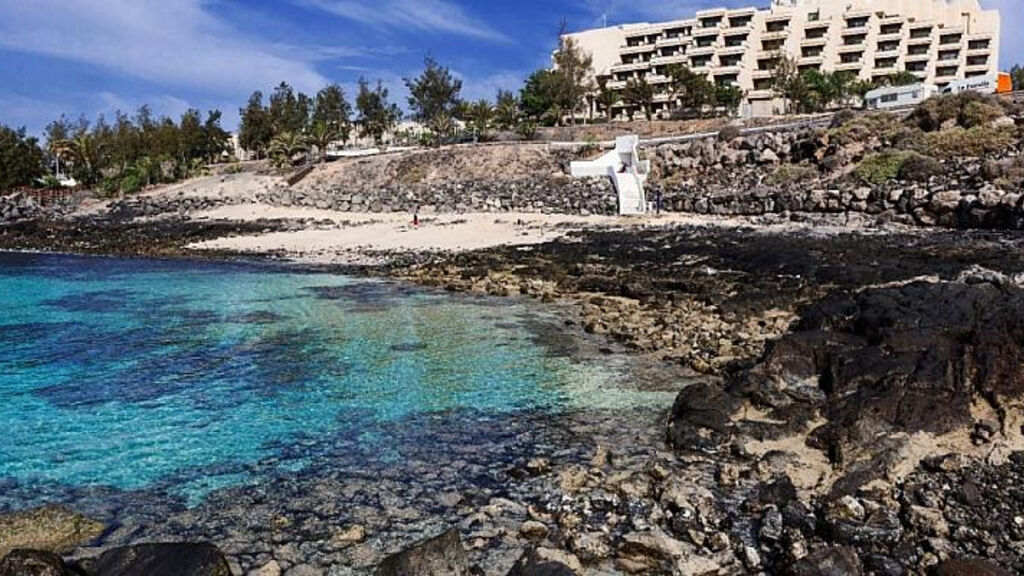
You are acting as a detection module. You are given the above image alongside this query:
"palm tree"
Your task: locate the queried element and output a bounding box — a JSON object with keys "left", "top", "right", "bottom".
{"left": 308, "top": 122, "right": 339, "bottom": 163}
{"left": 594, "top": 80, "right": 620, "bottom": 121}
{"left": 54, "top": 134, "right": 104, "bottom": 187}
{"left": 495, "top": 90, "right": 520, "bottom": 130}
{"left": 468, "top": 100, "right": 494, "bottom": 140}
{"left": 428, "top": 114, "right": 457, "bottom": 144}
{"left": 268, "top": 131, "right": 309, "bottom": 168}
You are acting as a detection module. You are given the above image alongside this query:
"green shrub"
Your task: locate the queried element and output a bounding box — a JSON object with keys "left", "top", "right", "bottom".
{"left": 854, "top": 151, "right": 913, "bottom": 185}
{"left": 960, "top": 100, "right": 1006, "bottom": 128}
{"left": 119, "top": 172, "right": 143, "bottom": 195}
{"left": 516, "top": 121, "right": 538, "bottom": 141}
{"left": 767, "top": 163, "right": 818, "bottom": 185}
{"left": 897, "top": 153, "right": 944, "bottom": 182}
{"left": 922, "top": 126, "right": 1015, "bottom": 159}
{"left": 907, "top": 92, "right": 1008, "bottom": 132}
{"left": 828, "top": 113, "right": 893, "bottom": 146}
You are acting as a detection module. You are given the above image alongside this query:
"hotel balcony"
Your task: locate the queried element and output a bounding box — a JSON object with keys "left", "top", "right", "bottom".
{"left": 907, "top": 36, "right": 933, "bottom": 46}
{"left": 652, "top": 54, "right": 688, "bottom": 66}
{"left": 799, "top": 56, "right": 824, "bottom": 66}
{"left": 692, "top": 27, "right": 721, "bottom": 38}
{"left": 610, "top": 62, "right": 652, "bottom": 73}
{"left": 606, "top": 80, "right": 628, "bottom": 90}
{"left": 835, "top": 62, "right": 863, "bottom": 72}
{"left": 696, "top": 7, "right": 726, "bottom": 18}
{"left": 800, "top": 36, "right": 828, "bottom": 47}
{"left": 842, "top": 26, "right": 868, "bottom": 36}
{"left": 877, "top": 32, "right": 903, "bottom": 43}
{"left": 648, "top": 74, "right": 671, "bottom": 85}
{"left": 656, "top": 36, "right": 688, "bottom": 48}
{"left": 747, "top": 89, "right": 775, "bottom": 100}
{"left": 838, "top": 43, "right": 866, "bottom": 53}
{"left": 905, "top": 53, "right": 931, "bottom": 62}
{"left": 875, "top": 47, "right": 900, "bottom": 58}
{"left": 965, "top": 63, "right": 990, "bottom": 74}
{"left": 879, "top": 15, "right": 904, "bottom": 25}
{"left": 760, "top": 31, "right": 789, "bottom": 42}
{"left": 620, "top": 44, "right": 658, "bottom": 56}
{"left": 690, "top": 65, "right": 711, "bottom": 74}
{"left": 717, "top": 45, "right": 746, "bottom": 56}
{"left": 688, "top": 45, "right": 716, "bottom": 56}
{"left": 712, "top": 65, "right": 742, "bottom": 75}
{"left": 752, "top": 69, "right": 775, "bottom": 80}
{"left": 764, "top": 12, "right": 791, "bottom": 24}
{"left": 966, "top": 47, "right": 991, "bottom": 57}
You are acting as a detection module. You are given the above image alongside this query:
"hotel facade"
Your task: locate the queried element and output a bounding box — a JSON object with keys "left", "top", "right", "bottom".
{"left": 566, "top": 0, "right": 1001, "bottom": 118}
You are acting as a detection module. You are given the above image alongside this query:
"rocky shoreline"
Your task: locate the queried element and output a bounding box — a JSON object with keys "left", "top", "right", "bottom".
{"left": 4, "top": 211, "right": 1024, "bottom": 575}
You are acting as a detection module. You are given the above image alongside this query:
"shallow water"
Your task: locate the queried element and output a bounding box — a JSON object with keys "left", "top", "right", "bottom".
{"left": 0, "top": 252, "right": 671, "bottom": 511}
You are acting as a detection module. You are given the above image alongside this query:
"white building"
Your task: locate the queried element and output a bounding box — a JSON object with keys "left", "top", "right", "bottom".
{"left": 566, "top": 0, "right": 1001, "bottom": 117}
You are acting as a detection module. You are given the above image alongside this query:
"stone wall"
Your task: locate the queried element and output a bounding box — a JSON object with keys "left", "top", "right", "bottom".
{"left": 257, "top": 176, "right": 618, "bottom": 216}
{"left": 648, "top": 128, "right": 1024, "bottom": 229}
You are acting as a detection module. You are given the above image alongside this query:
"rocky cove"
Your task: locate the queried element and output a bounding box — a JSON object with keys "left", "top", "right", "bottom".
{"left": 3, "top": 98, "right": 1024, "bottom": 576}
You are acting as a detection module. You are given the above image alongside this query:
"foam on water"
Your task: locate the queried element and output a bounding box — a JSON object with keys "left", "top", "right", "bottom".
{"left": 0, "top": 252, "right": 670, "bottom": 506}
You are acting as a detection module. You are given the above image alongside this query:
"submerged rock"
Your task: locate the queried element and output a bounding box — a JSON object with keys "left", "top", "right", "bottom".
{"left": 0, "top": 550, "right": 72, "bottom": 576}
{"left": 81, "top": 543, "right": 232, "bottom": 576}
{"left": 0, "top": 506, "right": 105, "bottom": 558}
{"left": 374, "top": 530, "right": 470, "bottom": 576}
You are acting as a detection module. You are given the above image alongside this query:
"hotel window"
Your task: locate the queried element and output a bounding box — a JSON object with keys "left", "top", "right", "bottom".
{"left": 908, "top": 44, "right": 929, "bottom": 56}
{"left": 967, "top": 55, "right": 988, "bottom": 66}
{"left": 846, "top": 16, "right": 869, "bottom": 29}
{"left": 806, "top": 27, "right": 828, "bottom": 40}
{"left": 762, "top": 39, "right": 784, "bottom": 51}
{"left": 910, "top": 27, "right": 932, "bottom": 39}
{"left": 844, "top": 34, "right": 866, "bottom": 46}
{"left": 968, "top": 39, "right": 990, "bottom": 50}
{"left": 938, "top": 49, "right": 959, "bottom": 61}
{"left": 766, "top": 20, "right": 789, "bottom": 33}
{"left": 880, "top": 23, "right": 902, "bottom": 35}
{"left": 724, "top": 35, "right": 747, "bottom": 47}
{"left": 940, "top": 34, "right": 962, "bottom": 45}
{"left": 840, "top": 52, "right": 862, "bottom": 63}
{"left": 696, "top": 35, "right": 716, "bottom": 47}
{"left": 878, "top": 41, "right": 900, "bottom": 52}
{"left": 808, "top": 11, "right": 820, "bottom": 22}
{"left": 802, "top": 46, "right": 824, "bottom": 57}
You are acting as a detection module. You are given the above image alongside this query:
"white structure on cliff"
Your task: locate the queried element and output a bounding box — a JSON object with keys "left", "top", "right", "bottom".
{"left": 566, "top": 0, "right": 1001, "bottom": 117}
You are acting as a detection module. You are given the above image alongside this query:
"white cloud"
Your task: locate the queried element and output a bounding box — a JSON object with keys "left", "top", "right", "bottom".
{"left": 0, "top": 0, "right": 328, "bottom": 96}
{"left": 301, "top": 0, "right": 510, "bottom": 42}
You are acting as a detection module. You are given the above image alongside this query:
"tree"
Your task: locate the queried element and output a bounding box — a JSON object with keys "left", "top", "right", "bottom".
{"left": 552, "top": 21, "right": 594, "bottom": 125}
{"left": 771, "top": 56, "right": 813, "bottom": 113}
{"left": 1012, "top": 65, "right": 1024, "bottom": 92}
{"left": 520, "top": 69, "right": 560, "bottom": 125}
{"left": 177, "top": 109, "right": 205, "bottom": 173}
{"left": 308, "top": 122, "right": 339, "bottom": 162}
{"left": 877, "top": 71, "right": 919, "bottom": 88}
{"left": 269, "top": 82, "right": 310, "bottom": 135}
{"left": 201, "top": 110, "right": 230, "bottom": 163}
{"left": 268, "top": 131, "right": 309, "bottom": 168}
{"left": 312, "top": 84, "right": 352, "bottom": 144}
{"left": 623, "top": 77, "right": 655, "bottom": 121}
{"left": 467, "top": 99, "right": 494, "bottom": 139}
{"left": 0, "top": 124, "right": 46, "bottom": 190}
{"left": 714, "top": 83, "right": 744, "bottom": 115}
{"left": 405, "top": 56, "right": 463, "bottom": 129}
{"left": 494, "top": 90, "right": 520, "bottom": 130}
{"left": 667, "top": 65, "right": 715, "bottom": 115}
{"left": 54, "top": 133, "right": 104, "bottom": 187}
{"left": 356, "top": 78, "right": 402, "bottom": 145}
{"left": 239, "top": 91, "right": 273, "bottom": 159}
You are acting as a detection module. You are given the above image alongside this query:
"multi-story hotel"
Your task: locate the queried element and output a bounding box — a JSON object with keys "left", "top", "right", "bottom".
{"left": 567, "top": 0, "right": 1001, "bottom": 117}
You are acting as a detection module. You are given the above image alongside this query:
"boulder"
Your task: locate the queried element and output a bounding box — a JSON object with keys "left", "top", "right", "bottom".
{"left": 0, "top": 550, "right": 72, "bottom": 576}
{"left": 374, "top": 530, "right": 470, "bottom": 576}
{"left": 935, "top": 559, "right": 1014, "bottom": 576}
{"left": 506, "top": 548, "right": 583, "bottom": 576}
{"left": 0, "top": 506, "right": 105, "bottom": 558}
{"left": 785, "top": 547, "right": 862, "bottom": 576}
{"left": 83, "top": 543, "right": 232, "bottom": 576}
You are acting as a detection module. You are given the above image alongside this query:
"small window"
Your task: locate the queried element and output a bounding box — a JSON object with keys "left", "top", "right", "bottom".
{"left": 881, "top": 93, "right": 898, "bottom": 103}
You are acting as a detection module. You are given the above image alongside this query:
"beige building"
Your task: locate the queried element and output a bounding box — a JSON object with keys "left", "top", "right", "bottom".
{"left": 567, "top": 0, "right": 1001, "bottom": 118}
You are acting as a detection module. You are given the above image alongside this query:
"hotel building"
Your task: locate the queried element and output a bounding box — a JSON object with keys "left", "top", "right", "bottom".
{"left": 566, "top": 0, "right": 1001, "bottom": 117}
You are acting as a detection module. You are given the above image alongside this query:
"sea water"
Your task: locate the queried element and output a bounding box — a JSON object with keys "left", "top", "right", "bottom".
{"left": 0, "top": 252, "right": 669, "bottom": 509}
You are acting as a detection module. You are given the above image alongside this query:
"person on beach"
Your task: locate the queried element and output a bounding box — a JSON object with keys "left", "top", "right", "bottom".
{"left": 655, "top": 189, "right": 663, "bottom": 216}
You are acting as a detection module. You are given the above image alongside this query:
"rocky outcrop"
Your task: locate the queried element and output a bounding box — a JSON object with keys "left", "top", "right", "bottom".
{"left": 258, "top": 177, "right": 616, "bottom": 216}
{"left": 374, "top": 530, "right": 470, "bottom": 576}
{"left": 78, "top": 543, "right": 233, "bottom": 576}
{"left": 0, "top": 550, "right": 73, "bottom": 576}
{"left": 506, "top": 548, "right": 583, "bottom": 576}
{"left": 0, "top": 506, "right": 104, "bottom": 558}
{"left": 0, "top": 193, "right": 59, "bottom": 223}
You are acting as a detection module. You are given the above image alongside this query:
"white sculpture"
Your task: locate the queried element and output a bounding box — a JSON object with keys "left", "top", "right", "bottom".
{"left": 570, "top": 135, "right": 650, "bottom": 215}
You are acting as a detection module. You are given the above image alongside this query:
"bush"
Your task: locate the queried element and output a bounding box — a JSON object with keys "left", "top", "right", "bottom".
{"left": 828, "top": 113, "right": 892, "bottom": 146}
{"left": 921, "top": 126, "right": 1015, "bottom": 159}
{"left": 854, "top": 151, "right": 913, "bottom": 185}
{"left": 717, "top": 125, "right": 741, "bottom": 142}
{"left": 907, "top": 92, "right": 1007, "bottom": 132}
{"left": 516, "top": 121, "right": 538, "bottom": 141}
{"left": 767, "top": 163, "right": 818, "bottom": 185}
{"left": 119, "top": 172, "right": 143, "bottom": 195}
{"left": 897, "top": 153, "right": 944, "bottom": 182}
{"left": 829, "top": 109, "right": 857, "bottom": 129}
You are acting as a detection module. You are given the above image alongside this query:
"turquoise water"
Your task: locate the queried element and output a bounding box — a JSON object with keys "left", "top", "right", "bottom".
{"left": 0, "top": 252, "right": 666, "bottom": 507}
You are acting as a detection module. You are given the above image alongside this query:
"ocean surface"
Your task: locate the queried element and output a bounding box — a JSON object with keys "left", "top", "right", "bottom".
{"left": 0, "top": 252, "right": 669, "bottom": 510}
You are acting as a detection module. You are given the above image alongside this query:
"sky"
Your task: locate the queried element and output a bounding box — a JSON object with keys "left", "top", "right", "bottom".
{"left": 0, "top": 0, "right": 1020, "bottom": 136}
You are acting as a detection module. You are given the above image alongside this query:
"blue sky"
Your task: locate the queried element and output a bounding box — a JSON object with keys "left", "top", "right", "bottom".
{"left": 0, "top": 0, "right": 1020, "bottom": 135}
